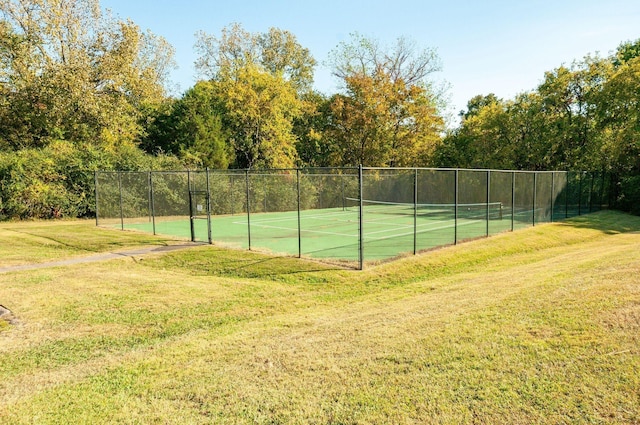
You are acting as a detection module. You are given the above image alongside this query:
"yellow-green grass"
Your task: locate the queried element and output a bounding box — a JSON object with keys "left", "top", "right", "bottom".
{"left": 1, "top": 211, "right": 639, "bottom": 423}
{"left": 0, "top": 220, "right": 177, "bottom": 267}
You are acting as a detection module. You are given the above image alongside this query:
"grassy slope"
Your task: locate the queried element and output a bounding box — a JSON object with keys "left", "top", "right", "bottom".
{"left": 0, "top": 211, "right": 639, "bottom": 424}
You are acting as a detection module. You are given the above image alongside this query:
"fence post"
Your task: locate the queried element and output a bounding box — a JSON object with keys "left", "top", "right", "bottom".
{"left": 94, "top": 171, "right": 99, "bottom": 227}
{"left": 188, "top": 170, "right": 195, "bottom": 242}
{"left": 598, "top": 171, "right": 605, "bottom": 211}
{"left": 511, "top": 172, "right": 515, "bottom": 232}
{"left": 231, "top": 174, "right": 235, "bottom": 216}
{"left": 413, "top": 168, "right": 418, "bottom": 255}
{"left": 263, "top": 176, "right": 267, "bottom": 213}
{"left": 565, "top": 172, "right": 569, "bottom": 218}
{"left": 297, "top": 169, "right": 302, "bottom": 258}
{"left": 358, "top": 165, "right": 364, "bottom": 270}
{"left": 206, "top": 168, "right": 212, "bottom": 244}
{"left": 533, "top": 172, "right": 537, "bottom": 226}
{"left": 486, "top": 170, "right": 490, "bottom": 237}
{"left": 118, "top": 171, "right": 124, "bottom": 231}
{"left": 245, "top": 169, "right": 251, "bottom": 251}
{"left": 550, "top": 172, "right": 555, "bottom": 223}
{"left": 454, "top": 169, "right": 459, "bottom": 245}
{"left": 589, "top": 172, "right": 595, "bottom": 213}
{"left": 578, "top": 172, "right": 583, "bottom": 216}
{"left": 149, "top": 171, "right": 156, "bottom": 235}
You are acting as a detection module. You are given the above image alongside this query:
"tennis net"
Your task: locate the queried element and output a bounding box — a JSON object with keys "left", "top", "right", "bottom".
{"left": 344, "top": 197, "right": 503, "bottom": 220}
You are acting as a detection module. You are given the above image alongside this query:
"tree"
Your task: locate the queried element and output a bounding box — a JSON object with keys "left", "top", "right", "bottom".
{"left": 596, "top": 54, "right": 640, "bottom": 173}
{"left": 459, "top": 94, "right": 501, "bottom": 120}
{"left": 328, "top": 32, "right": 441, "bottom": 87}
{"left": 325, "top": 34, "right": 444, "bottom": 166}
{"left": 613, "top": 39, "right": 640, "bottom": 68}
{"left": 437, "top": 95, "right": 517, "bottom": 169}
{"left": 194, "top": 24, "right": 313, "bottom": 169}
{"left": 292, "top": 91, "right": 334, "bottom": 167}
{"left": 0, "top": 0, "right": 175, "bottom": 149}
{"left": 537, "top": 57, "right": 609, "bottom": 170}
{"left": 195, "top": 23, "right": 316, "bottom": 94}
{"left": 213, "top": 64, "right": 302, "bottom": 169}
{"left": 142, "top": 81, "right": 230, "bottom": 168}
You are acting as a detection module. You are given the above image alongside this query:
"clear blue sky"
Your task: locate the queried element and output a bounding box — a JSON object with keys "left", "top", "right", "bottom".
{"left": 101, "top": 0, "right": 639, "bottom": 117}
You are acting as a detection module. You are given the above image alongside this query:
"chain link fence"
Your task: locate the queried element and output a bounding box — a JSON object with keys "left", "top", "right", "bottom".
{"left": 96, "top": 168, "right": 611, "bottom": 269}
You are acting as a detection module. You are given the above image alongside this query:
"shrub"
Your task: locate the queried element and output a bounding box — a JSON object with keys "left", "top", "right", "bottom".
{"left": 0, "top": 142, "right": 184, "bottom": 220}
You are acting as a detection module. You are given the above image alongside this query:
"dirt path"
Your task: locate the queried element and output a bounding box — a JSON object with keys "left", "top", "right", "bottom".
{"left": 0, "top": 243, "right": 203, "bottom": 274}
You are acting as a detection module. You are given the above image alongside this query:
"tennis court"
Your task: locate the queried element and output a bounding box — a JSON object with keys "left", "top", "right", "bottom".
{"left": 96, "top": 167, "right": 611, "bottom": 268}
{"left": 122, "top": 199, "right": 511, "bottom": 264}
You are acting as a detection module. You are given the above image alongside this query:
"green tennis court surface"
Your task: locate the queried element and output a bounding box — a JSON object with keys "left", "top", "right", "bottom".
{"left": 122, "top": 204, "right": 517, "bottom": 264}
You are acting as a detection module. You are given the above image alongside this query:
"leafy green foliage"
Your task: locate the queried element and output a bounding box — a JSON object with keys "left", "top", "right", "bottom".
{"left": 327, "top": 69, "right": 441, "bottom": 166}
{"left": 195, "top": 23, "right": 316, "bottom": 94}
{"left": 0, "top": 0, "right": 175, "bottom": 149}
{"left": 292, "top": 91, "right": 335, "bottom": 167}
{"left": 325, "top": 34, "right": 444, "bottom": 167}
{"left": 142, "top": 81, "right": 231, "bottom": 168}
{"left": 0, "top": 141, "right": 182, "bottom": 219}
{"left": 437, "top": 40, "right": 640, "bottom": 212}
{"left": 213, "top": 64, "right": 302, "bottom": 169}
{"left": 192, "top": 23, "right": 315, "bottom": 169}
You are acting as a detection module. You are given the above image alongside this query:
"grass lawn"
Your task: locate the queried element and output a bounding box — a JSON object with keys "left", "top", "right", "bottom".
{"left": 1, "top": 210, "right": 639, "bottom": 423}
{"left": 0, "top": 220, "right": 179, "bottom": 267}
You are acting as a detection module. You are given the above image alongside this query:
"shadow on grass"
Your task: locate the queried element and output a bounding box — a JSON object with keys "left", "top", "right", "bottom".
{"left": 152, "top": 246, "right": 348, "bottom": 283}
{"left": 224, "top": 256, "right": 346, "bottom": 280}
{"left": 558, "top": 210, "right": 640, "bottom": 235}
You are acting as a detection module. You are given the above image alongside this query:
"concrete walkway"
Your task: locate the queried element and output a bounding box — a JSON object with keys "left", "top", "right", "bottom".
{"left": 0, "top": 243, "right": 203, "bottom": 274}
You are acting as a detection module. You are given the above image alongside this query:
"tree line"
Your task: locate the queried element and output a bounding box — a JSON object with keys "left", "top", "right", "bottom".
{"left": 437, "top": 42, "right": 640, "bottom": 213}
{"left": 0, "top": 0, "right": 638, "bottom": 219}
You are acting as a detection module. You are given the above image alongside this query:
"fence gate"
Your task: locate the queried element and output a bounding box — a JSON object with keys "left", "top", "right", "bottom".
{"left": 188, "top": 171, "right": 212, "bottom": 244}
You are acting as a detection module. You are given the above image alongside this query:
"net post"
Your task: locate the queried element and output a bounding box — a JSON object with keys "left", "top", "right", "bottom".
{"left": 118, "top": 171, "right": 124, "bottom": 231}
{"left": 413, "top": 168, "right": 418, "bottom": 255}
{"left": 511, "top": 171, "right": 515, "bottom": 232}
{"left": 94, "top": 171, "right": 99, "bottom": 227}
{"left": 454, "top": 169, "right": 459, "bottom": 245}
{"left": 297, "top": 168, "right": 302, "bottom": 258}
{"left": 149, "top": 171, "right": 156, "bottom": 235}
{"left": 486, "top": 170, "right": 490, "bottom": 237}
{"left": 533, "top": 172, "right": 537, "bottom": 226}
{"left": 245, "top": 169, "right": 252, "bottom": 251}
{"left": 206, "top": 168, "right": 212, "bottom": 244}
{"left": 358, "top": 164, "right": 364, "bottom": 270}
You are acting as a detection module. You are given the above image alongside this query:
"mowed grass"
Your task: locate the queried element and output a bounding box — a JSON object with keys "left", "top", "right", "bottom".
{"left": 0, "top": 220, "right": 178, "bottom": 267}
{"left": 1, "top": 210, "right": 639, "bottom": 424}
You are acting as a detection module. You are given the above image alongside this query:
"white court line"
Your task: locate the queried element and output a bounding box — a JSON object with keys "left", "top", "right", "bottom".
{"left": 224, "top": 210, "right": 487, "bottom": 241}
{"left": 236, "top": 222, "right": 359, "bottom": 238}
{"left": 229, "top": 209, "right": 355, "bottom": 225}
{"left": 363, "top": 219, "right": 484, "bottom": 242}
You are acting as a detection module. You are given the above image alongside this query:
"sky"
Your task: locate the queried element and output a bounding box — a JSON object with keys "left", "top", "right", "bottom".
{"left": 100, "top": 0, "right": 640, "bottom": 119}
